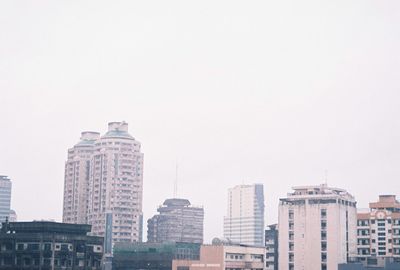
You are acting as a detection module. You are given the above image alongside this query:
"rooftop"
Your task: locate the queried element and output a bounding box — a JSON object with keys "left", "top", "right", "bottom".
{"left": 0, "top": 221, "right": 92, "bottom": 235}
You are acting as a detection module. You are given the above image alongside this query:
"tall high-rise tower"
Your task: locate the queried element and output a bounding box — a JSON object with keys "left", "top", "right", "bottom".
{"left": 223, "top": 184, "right": 265, "bottom": 246}
{"left": 0, "top": 175, "right": 12, "bottom": 223}
{"left": 88, "top": 122, "right": 144, "bottom": 244}
{"left": 62, "top": 122, "right": 144, "bottom": 246}
{"left": 278, "top": 184, "right": 357, "bottom": 270}
{"left": 63, "top": 131, "right": 100, "bottom": 224}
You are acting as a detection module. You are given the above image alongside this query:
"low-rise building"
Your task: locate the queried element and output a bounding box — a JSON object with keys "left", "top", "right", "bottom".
{"left": 0, "top": 221, "right": 103, "bottom": 270}
{"left": 339, "top": 257, "right": 400, "bottom": 269}
{"left": 113, "top": 242, "right": 201, "bottom": 270}
{"left": 112, "top": 241, "right": 266, "bottom": 270}
{"left": 174, "top": 242, "right": 265, "bottom": 270}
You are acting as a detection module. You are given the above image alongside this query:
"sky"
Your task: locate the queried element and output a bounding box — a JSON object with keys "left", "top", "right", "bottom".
{"left": 1, "top": 1, "right": 400, "bottom": 242}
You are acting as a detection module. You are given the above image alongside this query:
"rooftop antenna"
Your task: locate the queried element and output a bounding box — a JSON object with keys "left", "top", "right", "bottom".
{"left": 324, "top": 169, "right": 328, "bottom": 186}
{"left": 174, "top": 159, "right": 178, "bottom": 198}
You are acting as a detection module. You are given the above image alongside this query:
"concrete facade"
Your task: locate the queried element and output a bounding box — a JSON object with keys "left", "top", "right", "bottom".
{"left": 147, "top": 198, "right": 204, "bottom": 244}
{"left": 278, "top": 184, "right": 357, "bottom": 270}
{"left": 356, "top": 195, "right": 400, "bottom": 260}
{"left": 0, "top": 176, "right": 11, "bottom": 224}
{"left": 224, "top": 184, "right": 265, "bottom": 246}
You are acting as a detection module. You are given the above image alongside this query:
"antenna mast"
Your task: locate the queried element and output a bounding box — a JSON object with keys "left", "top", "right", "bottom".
{"left": 174, "top": 160, "right": 178, "bottom": 198}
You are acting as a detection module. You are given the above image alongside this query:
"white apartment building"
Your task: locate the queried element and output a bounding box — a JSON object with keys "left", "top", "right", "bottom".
{"left": 63, "top": 131, "right": 100, "bottom": 224}
{"left": 88, "top": 122, "right": 144, "bottom": 244}
{"left": 356, "top": 195, "right": 400, "bottom": 260}
{"left": 278, "top": 184, "right": 357, "bottom": 270}
{"left": 223, "top": 184, "right": 265, "bottom": 246}
{"left": 63, "top": 122, "right": 144, "bottom": 247}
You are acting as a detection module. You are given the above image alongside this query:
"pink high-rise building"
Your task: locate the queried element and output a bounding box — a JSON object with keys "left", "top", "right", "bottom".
{"left": 63, "top": 122, "right": 144, "bottom": 246}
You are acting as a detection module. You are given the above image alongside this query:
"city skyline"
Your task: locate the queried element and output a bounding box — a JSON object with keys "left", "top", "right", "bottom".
{"left": 2, "top": 1, "right": 400, "bottom": 243}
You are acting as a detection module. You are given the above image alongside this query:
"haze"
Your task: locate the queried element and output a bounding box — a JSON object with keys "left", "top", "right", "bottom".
{"left": 1, "top": 1, "right": 400, "bottom": 242}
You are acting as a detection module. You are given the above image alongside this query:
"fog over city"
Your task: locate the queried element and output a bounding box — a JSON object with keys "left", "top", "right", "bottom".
{"left": 1, "top": 1, "right": 400, "bottom": 242}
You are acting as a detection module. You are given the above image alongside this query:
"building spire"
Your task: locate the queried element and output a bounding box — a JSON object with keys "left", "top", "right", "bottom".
{"left": 174, "top": 159, "right": 178, "bottom": 198}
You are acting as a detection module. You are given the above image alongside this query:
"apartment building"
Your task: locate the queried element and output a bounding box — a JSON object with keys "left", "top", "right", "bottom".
{"left": 278, "top": 184, "right": 357, "bottom": 270}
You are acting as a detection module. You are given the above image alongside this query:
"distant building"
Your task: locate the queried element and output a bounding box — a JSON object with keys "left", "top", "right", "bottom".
{"left": 223, "top": 184, "right": 265, "bottom": 246}
{"left": 265, "top": 224, "right": 278, "bottom": 270}
{"left": 147, "top": 198, "right": 204, "bottom": 244}
{"left": 356, "top": 195, "right": 400, "bottom": 260}
{"left": 8, "top": 210, "right": 16, "bottom": 222}
{"left": 0, "top": 176, "right": 12, "bottom": 223}
{"left": 0, "top": 221, "right": 103, "bottom": 270}
{"left": 112, "top": 241, "right": 265, "bottom": 270}
{"left": 278, "top": 184, "right": 357, "bottom": 270}
{"left": 112, "top": 242, "right": 201, "bottom": 270}
{"left": 62, "top": 122, "right": 145, "bottom": 247}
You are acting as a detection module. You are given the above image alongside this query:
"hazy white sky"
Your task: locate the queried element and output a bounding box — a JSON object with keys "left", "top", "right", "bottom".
{"left": 1, "top": 1, "right": 400, "bottom": 242}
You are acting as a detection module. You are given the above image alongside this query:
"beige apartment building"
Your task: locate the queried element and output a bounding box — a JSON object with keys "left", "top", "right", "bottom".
{"left": 173, "top": 244, "right": 265, "bottom": 270}
{"left": 278, "top": 184, "right": 357, "bottom": 270}
{"left": 63, "top": 122, "right": 144, "bottom": 246}
{"left": 63, "top": 131, "right": 100, "bottom": 224}
{"left": 356, "top": 195, "right": 400, "bottom": 260}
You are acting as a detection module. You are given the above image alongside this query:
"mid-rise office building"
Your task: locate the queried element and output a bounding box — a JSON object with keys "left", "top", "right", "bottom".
{"left": 0, "top": 221, "right": 103, "bottom": 270}
{"left": 0, "top": 176, "right": 12, "bottom": 223}
{"left": 62, "top": 122, "right": 144, "bottom": 247}
{"left": 63, "top": 131, "right": 100, "bottom": 224}
{"left": 356, "top": 195, "right": 400, "bottom": 259}
{"left": 147, "top": 198, "right": 204, "bottom": 244}
{"left": 278, "top": 184, "right": 357, "bottom": 270}
{"left": 265, "top": 224, "right": 278, "bottom": 270}
{"left": 223, "top": 184, "right": 265, "bottom": 246}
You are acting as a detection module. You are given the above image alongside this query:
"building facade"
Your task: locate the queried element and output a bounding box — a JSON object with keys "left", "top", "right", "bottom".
{"left": 356, "top": 195, "right": 400, "bottom": 260}
{"left": 62, "top": 122, "right": 144, "bottom": 246}
{"left": 278, "top": 184, "right": 357, "bottom": 270}
{"left": 223, "top": 184, "right": 265, "bottom": 246}
{"left": 265, "top": 224, "right": 278, "bottom": 270}
{"left": 0, "top": 176, "right": 12, "bottom": 224}
{"left": 147, "top": 198, "right": 204, "bottom": 244}
{"left": 63, "top": 131, "right": 100, "bottom": 224}
{"left": 0, "top": 221, "right": 103, "bottom": 270}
